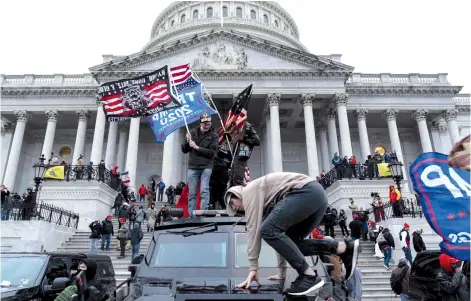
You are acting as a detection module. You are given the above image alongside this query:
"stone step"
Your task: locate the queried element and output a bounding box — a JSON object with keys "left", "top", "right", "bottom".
{"left": 64, "top": 237, "right": 153, "bottom": 243}
{"left": 362, "top": 281, "right": 390, "bottom": 289}
{"left": 355, "top": 269, "right": 392, "bottom": 277}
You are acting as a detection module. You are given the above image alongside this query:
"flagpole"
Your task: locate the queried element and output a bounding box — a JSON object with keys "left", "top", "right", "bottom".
{"left": 190, "top": 65, "right": 233, "bottom": 155}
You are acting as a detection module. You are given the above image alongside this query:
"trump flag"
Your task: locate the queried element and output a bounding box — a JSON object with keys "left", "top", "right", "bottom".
{"left": 409, "top": 152, "right": 470, "bottom": 261}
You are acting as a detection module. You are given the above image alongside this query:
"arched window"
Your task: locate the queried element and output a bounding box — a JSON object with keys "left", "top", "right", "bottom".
{"left": 170, "top": 20, "right": 175, "bottom": 27}
{"left": 263, "top": 14, "right": 268, "bottom": 24}
{"left": 236, "top": 7, "right": 242, "bottom": 18}
{"left": 250, "top": 9, "right": 256, "bottom": 19}
{"left": 223, "top": 6, "right": 228, "bottom": 17}
{"left": 207, "top": 7, "right": 213, "bottom": 18}
{"left": 274, "top": 19, "right": 279, "bottom": 27}
{"left": 193, "top": 9, "right": 199, "bottom": 19}
{"left": 181, "top": 14, "right": 186, "bottom": 23}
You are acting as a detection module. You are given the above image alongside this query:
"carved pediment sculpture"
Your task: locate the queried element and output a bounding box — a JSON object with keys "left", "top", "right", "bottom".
{"left": 192, "top": 43, "right": 248, "bottom": 70}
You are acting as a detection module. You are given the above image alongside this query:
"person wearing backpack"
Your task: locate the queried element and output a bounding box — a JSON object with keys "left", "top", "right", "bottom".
{"left": 390, "top": 258, "right": 410, "bottom": 300}
{"left": 377, "top": 228, "right": 395, "bottom": 270}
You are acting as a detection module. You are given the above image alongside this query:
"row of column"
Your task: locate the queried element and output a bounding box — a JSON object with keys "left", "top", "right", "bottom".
{"left": 262, "top": 93, "right": 463, "bottom": 179}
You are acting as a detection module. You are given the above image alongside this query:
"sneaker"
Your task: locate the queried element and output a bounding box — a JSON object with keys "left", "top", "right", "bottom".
{"left": 384, "top": 264, "right": 390, "bottom": 270}
{"left": 285, "top": 274, "right": 325, "bottom": 296}
{"left": 339, "top": 239, "right": 360, "bottom": 281}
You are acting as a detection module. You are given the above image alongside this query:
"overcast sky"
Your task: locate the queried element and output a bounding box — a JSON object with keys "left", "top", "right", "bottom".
{"left": 0, "top": 0, "right": 469, "bottom": 92}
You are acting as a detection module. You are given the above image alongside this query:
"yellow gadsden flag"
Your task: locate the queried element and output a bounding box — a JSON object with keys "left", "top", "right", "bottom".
{"left": 44, "top": 165, "right": 65, "bottom": 180}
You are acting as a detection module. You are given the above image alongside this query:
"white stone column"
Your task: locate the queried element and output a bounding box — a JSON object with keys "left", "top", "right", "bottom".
{"left": 3, "top": 111, "right": 30, "bottom": 190}
{"left": 335, "top": 94, "right": 353, "bottom": 157}
{"left": 125, "top": 117, "right": 140, "bottom": 192}
{"left": 429, "top": 121, "right": 443, "bottom": 153}
{"left": 90, "top": 106, "right": 107, "bottom": 164}
{"left": 412, "top": 109, "right": 433, "bottom": 153}
{"left": 72, "top": 110, "right": 90, "bottom": 163}
{"left": 443, "top": 109, "right": 460, "bottom": 145}
{"left": 264, "top": 112, "right": 272, "bottom": 174}
{"left": 317, "top": 123, "right": 330, "bottom": 173}
{"left": 161, "top": 131, "right": 177, "bottom": 190}
{"left": 301, "top": 94, "right": 319, "bottom": 178}
{"left": 41, "top": 110, "right": 60, "bottom": 161}
{"left": 0, "top": 124, "right": 15, "bottom": 185}
{"left": 326, "top": 109, "right": 339, "bottom": 161}
{"left": 268, "top": 94, "right": 283, "bottom": 172}
{"left": 104, "top": 121, "right": 118, "bottom": 168}
{"left": 116, "top": 122, "right": 129, "bottom": 171}
{"left": 383, "top": 109, "right": 407, "bottom": 180}
{"left": 354, "top": 109, "right": 371, "bottom": 162}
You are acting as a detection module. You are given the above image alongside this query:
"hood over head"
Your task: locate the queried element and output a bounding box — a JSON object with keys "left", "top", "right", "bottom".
{"left": 398, "top": 257, "right": 408, "bottom": 267}
{"left": 224, "top": 186, "right": 244, "bottom": 216}
{"left": 81, "top": 259, "right": 97, "bottom": 281}
{"left": 382, "top": 228, "right": 390, "bottom": 233}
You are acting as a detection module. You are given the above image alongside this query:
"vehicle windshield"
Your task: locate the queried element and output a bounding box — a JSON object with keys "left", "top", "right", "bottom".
{"left": 0, "top": 256, "right": 47, "bottom": 287}
{"left": 152, "top": 232, "right": 228, "bottom": 267}
{"left": 235, "top": 233, "right": 279, "bottom": 268}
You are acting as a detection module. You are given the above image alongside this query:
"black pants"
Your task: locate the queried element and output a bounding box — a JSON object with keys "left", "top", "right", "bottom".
{"left": 158, "top": 190, "right": 164, "bottom": 202}
{"left": 230, "top": 159, "right": 247, "bottom": 187}
{"left": 324, "top": 223, "right": 335, "bottom": 238}
{"left": 393, "top": 202, "right": 402, "bottom": 218}
{"left": 339, "top": 221, "right": 349, "bottom": 236}
{"left": 260, "top": 181, "right": 338, "bottom": 274}
{"left": 210, "top": 182, "right": 227, "bottom": 209}
{"left": 139, "top": 195, "right": 145, "bottom": 202}
{"left": 119, "top": 238, "right": 127, "bottom": 257}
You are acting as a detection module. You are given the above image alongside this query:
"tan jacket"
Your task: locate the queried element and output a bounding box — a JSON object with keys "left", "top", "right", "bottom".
{"left": 225, "top": 172, "right": 313, "bottom": 271}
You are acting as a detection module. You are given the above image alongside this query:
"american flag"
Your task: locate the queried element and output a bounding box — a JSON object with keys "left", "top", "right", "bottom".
{"left": 170, "top": 63, "right": 193, "bottom": 85}
{"left": 120, "top": 171, "right": 131, "bottom": 184}
{"left": 97, "top": 66, "right": 179, "bottom": 119}
{"left": 244, "top": 167, "right": 251, "bottom": 185}
{"left": 218, "top": 84, "right": 252, "bottom": 145}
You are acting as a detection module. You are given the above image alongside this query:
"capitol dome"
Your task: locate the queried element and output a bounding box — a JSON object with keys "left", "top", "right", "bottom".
{"left": 142, "top": 1, "right": 307, "bottom": 52}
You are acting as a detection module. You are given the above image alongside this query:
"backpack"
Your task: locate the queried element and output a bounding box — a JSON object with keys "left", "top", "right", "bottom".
{"left": 377, "top": 232, "right": 386, "bottom": 244}
{"left": 390, "top": 266, "right": 409, "bottom": 295}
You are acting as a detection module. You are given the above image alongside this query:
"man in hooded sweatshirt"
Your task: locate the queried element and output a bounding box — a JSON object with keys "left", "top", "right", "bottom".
{"left": 412, "top": 228, "right": 426, "bottom": 253}
{"left": 54, "top": 259, "right": 100, "bottom": 301}
{"left": 436, "top": 253, "right": 470, "bottom": 301}
{"left": 224, "top": 172, "right": 359, "bottom": 296}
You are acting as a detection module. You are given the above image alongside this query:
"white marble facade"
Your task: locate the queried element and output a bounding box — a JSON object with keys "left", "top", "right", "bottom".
{"left": 1, "top": 1, "right": 470, "bottom": 194}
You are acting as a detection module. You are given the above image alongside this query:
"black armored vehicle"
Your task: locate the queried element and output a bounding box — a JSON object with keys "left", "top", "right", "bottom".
{"left": 117, "top": 210, "right": 355, "bottom": 301}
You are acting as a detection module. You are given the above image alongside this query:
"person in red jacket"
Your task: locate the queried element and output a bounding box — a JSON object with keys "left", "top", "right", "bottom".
{"left": 311, "top": 226, "right": 325, "bottom": 239}
{"left": 138, "top": 184, "right": 147, "bottom": 202}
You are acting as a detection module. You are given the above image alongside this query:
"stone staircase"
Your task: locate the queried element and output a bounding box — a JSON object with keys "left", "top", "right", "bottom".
{"left": 55, "top": 201, "right": 161, "bottom": 283}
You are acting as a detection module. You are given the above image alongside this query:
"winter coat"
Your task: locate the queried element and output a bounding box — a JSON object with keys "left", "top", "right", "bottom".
{"left": 130, "top": 226, "right": 144, "bottom": 245}
{"left": 323, "top": 209, "right": 336, "bottom": 225}
{"left": 388, "top": 185, "right": 401, "bottom": 203}
{"left": 338, "top": 211, "right": 347, "bottom": 225}
{"left": 391, "top": 260, "right": 411, "bottom": 294}
{"left": 378, "top": 228, "right": 395, "bottom": 250}
{"left": 413, "top": 231, "right": 426, "bottom": 252}
{"left": 135, "top": 209, "right": 146, "bottom": 223}
{"left": 147, "top": 188, "right": 155, "bottom": 203}
{"left": 128, "top": 206, "right": 137, "bottom": 221}
{"left": 138, "top": 185, "right": 147, "bottom": 196}
{"left": 156, "top": 208, "right": 172, "bottom": 225}
{"left": 399, "top": 229, "right": 411, "bottom": 248}
{"left": 101, "top": 220, "right": 114, "bottom": 235}
{"left": 89, "top": 222, "right": 102, "bottom": 239}
{"left": 181, "top": 126, "right": 218, "bottom": 169}
{"left": 147, "top": 207, "right": 158, "bottom": 228}
{"left": 349, "top": 220, "right": 363, "bottom": 238}
{"left": 118, "top": 204, "right": 129, "bottom": 219}
{"left": 312, "top": 228, "right": 325, "bottom": 239}
{"left": 437, "top": 270, "right": 470, "bottom": 301}
{"left": 117, "top": 223, "right": 130, "bottom": 239}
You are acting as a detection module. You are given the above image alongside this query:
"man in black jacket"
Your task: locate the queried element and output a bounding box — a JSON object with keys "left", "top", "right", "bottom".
{"left": 101, "top": 215, "right": 114, "bottom": 251}
{"left": 323, "top": 207, "right": 336, "bottom": 238}
{"left": 377, "top": 228, "right": 395, "bottom": 270}
{"left": 89, "top": 220, "right": 102, "bottom": 255}
{"left": 181, "top": 113, "right": 218, "bottom": 217}
{"left": 412, "top": 228, "right": 426, "bottom": 253}
{"left": 437, "top": 253, "right": 470, "bottom": 301}
{"left": 228, "top": 122, "right": 260, "bottom": 187}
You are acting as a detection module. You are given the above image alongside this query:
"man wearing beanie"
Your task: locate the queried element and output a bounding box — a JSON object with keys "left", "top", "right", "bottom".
{"left": 399, "top": 223, "right": 413, "bottom": 265}
{"left": 181, "top": 113, "right": 218, "bottom": 216}
{"left": 390, "top": 258, "right": 410, "bottom": 299}
{"left": 101, "top": 215, "right": 114, "bottom": 251}
{"left": 437, "top": 253, "right": 470, "bottom": 301}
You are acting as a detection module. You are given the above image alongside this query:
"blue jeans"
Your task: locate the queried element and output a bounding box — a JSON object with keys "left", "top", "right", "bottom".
{"left": 400, "top": 293, "right": 408, "bottom": 300}
{"left": 131, "top": 243, "right": 140, "bottom": 259}
{"left": 403, "top": 247, "right": 413, "bottom": 265}
{"left": 101, "top": 234, "right": 111, "bottom": 251}
{"left": 89, "top": 238, "right": 100, "bottom": 254}
{"left": 384, "top": 247, "right": 392, "bottom": 265}
{"left": 1, "top": 208, "right": 11, "bottom": 220}
{"left": 187, "top": 168, "right": 212, "bottom": 217}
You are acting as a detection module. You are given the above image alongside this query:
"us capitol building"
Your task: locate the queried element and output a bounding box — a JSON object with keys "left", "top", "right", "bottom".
{"left": 1, "top": 1, "right": 469, "bottom": 216}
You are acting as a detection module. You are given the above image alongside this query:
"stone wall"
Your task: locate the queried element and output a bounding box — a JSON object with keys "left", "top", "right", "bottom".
{"left": 0, "top": 220, "right": 76, "bottom": 252}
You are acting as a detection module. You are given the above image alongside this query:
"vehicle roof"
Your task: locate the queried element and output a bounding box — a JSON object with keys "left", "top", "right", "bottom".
{"left": 1, "top": 252, "right": 111, "bottom": 260}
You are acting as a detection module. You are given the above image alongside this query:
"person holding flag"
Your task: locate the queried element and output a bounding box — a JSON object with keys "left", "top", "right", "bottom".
{"left": 181, "top": 113, "right": 218, "bottom": 217}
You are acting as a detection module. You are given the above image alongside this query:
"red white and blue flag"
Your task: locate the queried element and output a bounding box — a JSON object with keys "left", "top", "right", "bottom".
{"left": 410, "top": 152, "right": 470, "bottom": 261}
{"left": 120, "top": 171, "right": 131, "bottom": 185}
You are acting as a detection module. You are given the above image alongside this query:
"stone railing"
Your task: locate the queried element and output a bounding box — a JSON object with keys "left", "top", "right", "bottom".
{"left": 346, "top": 73, "right": 449, "bottom": 85}
{"left": 1, "top": 74, "right": 98, "bottom": 87}
{"left": 453, "top": 93, "right": 470, "bottom": 105}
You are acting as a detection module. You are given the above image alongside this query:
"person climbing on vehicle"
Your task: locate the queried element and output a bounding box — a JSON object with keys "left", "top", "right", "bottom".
{"left": 224, "top": 172, "right": 360, "bottom": 296}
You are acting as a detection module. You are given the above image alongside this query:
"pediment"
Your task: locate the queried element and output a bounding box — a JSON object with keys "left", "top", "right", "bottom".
{"left": 89, "top": 29, "right": 353, "bottom": 77}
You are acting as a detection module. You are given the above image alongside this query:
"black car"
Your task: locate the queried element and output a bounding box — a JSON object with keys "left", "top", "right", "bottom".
{"left": 117, "top": 215, "right": 355, "bottom": 301}
{"left": 0, "top": 252, "right": 116, "bottom": 301}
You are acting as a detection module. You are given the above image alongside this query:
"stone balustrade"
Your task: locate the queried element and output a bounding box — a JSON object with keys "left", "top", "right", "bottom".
{"left": 1, "top": 74, "right": 97, "bottom": 86}
{"left": 347, "top": 73, "right": 450, "bottom": 85}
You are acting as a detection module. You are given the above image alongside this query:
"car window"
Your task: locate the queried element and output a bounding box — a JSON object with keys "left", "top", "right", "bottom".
{"left": 235, "top": 233, "right": 279, "bottom": 268}
{"left": 0, "top": 256, "right": 47, "bottom": 288}
{"left": 97, "top": 261, "right": 115, "bottom": 277}
{"left": 46, "top": 258, "right": 69, "bottom": 284}
{"left": 152, "top": 233, "right": 228, "bottom": 267}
